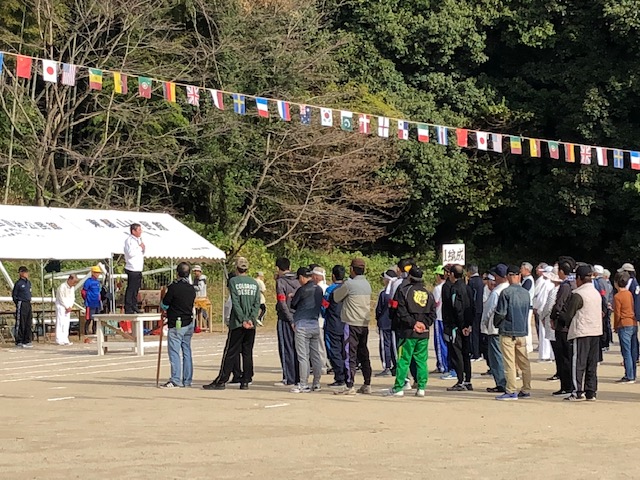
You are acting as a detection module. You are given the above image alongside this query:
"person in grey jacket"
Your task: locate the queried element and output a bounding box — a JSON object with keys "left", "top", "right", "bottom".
{"left": 333, "top": 258, "right": 373, "bottom": 396}
{"left": 481, "top": 264, "right": 509, "bottom": 393}
{"left": 493, "top": 264, "right": 532, "bottom": 401}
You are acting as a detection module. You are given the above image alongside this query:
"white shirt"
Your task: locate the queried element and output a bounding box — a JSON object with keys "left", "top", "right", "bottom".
{"left": 256, "top": 277, "right": 266, "bottom": 304}
{"left": 56, "top": 281, "right": 76, "bottom": 309}
{"left": 124, "top": 234, "right": 144, "bottom": 271}
{"left": 481, "top": 282, "right": 509, "bottom": 335}
{"left": 194, "top": 275, "right": 207, "bottom": 298}
{"left": 433, "top": 282, "right": 443, "bottom": 320}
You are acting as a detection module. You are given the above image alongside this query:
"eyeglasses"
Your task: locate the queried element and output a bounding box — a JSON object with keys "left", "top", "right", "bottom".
{"left": 508, "top": 273, "right": 519, "bottom": 276}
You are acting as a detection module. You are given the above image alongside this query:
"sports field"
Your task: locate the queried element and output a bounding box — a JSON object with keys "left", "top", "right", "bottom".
{"left": 0, "top": 332, "right": 637, "bottom": 479}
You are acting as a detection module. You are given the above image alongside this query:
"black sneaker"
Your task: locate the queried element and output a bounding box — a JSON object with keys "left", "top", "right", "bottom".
{"left": 546, "top": 374, "right": 560, "bottom": 381}
{"left": 328, "top": 381, "right": 345, "bottom": 388}
{"left": 564, "top": 393, "right": 585, "bottom": 402}
{"left": 463, "top": 383, "right": 474, "bottom": 391}
{"left": 447, "top": 383, "right": 467, "bottom": 392}
{"left": 203, "top": 382, "right": 225, "bottom": 390}
{"left": 239, "top": 383, "right": 249, "bottom": 390}
{"left": 552, "top": 389, "right": 570, "bottom": 397}
{"left": 615, "top": 377, "right": 635, "bottom": 384}
{"left": 160, "top": 381, "right": 178, "bottom": 389}
{"left": 585, "top": 394, "right": 597, "bottom": 402}
{"left": 486, "top": 386, "right": 506, "bottom": 393}
{"left": 518, "top": 391, "right": 531, "bottom": 399}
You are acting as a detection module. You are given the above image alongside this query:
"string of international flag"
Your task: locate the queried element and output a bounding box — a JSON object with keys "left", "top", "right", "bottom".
{"left": 1, "top": 50, "right": 639, "bottom": 171}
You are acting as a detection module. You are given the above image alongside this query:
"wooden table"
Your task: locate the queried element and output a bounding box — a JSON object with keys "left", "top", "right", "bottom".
{"left": 94, "top": 313, "right": 165, "bottom": 356}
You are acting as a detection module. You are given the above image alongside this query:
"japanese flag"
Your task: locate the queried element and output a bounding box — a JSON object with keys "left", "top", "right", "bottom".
{"left": 42, "top": 59, "right": 58, "bottom": 83}
{"left": 476, "top": 132, "right": 488, "bottom": 151}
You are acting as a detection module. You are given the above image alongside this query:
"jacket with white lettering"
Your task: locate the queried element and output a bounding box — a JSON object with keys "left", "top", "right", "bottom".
{"left": 228, "top": 275, "right": 261, "bottom": 329}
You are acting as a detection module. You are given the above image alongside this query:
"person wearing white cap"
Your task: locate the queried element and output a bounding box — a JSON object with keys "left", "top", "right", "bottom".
{"left": 520, "top": 262, "right": 536, "bottom": 353}
{"left": 533, "top": 264, "right": 554, "bottom": 362}
{"left": 255, "top": 271, "right": 267, "bottom": 326}
{"left": 193, "top": 265, "right": 207, "bottom": 298}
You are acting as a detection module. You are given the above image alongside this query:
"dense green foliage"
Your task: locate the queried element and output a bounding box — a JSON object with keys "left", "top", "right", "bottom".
{"left": 2, "top": 0, "right": 640, "bottom": 267}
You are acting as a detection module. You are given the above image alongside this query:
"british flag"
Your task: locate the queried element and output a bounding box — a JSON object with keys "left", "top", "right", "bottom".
{"left": 186, "top": 86, "right": 200, "bottom": 106}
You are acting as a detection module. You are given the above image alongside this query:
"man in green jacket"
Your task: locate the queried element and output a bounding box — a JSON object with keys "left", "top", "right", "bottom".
{"left": 204, "top": 257, "right": 261, "bottom": 391}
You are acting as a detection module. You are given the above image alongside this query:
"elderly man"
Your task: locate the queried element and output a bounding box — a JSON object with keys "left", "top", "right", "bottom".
{"left": 56, "top": 274, "right": 79, "bottom": 346}
{"left": 334, "top": 258, "right": 373, "bottom": 396}
{"left": 467, "top": 264, "right": 484, "bottom": 362}
{"left": 494, "top": 265, "right": 532, "bottom": 400}
{"left": 481, "top": 264, "right": 509, "bottom": 393}
{"left": 445, "top": 264, "right": 474, "bottom": 392}
{"left": 560, "top": 265, "right": 603, "bottom": 401}
{"left": 520, "top": 262, "right": 535, "bottom": 353}
{"left": 533, "top": 264, "right": 554, "bottom": 362}
{"left": 124, "top": 223, "right": 145, "bottom": 314}
{"left": 82, "top": 266, "right": 102, "bottom": 335}
{"left": 311, "top": 266, "right": 329, "bottom": 373}
{"left": 160, "top": 262, "right": 197, "bottom": 388}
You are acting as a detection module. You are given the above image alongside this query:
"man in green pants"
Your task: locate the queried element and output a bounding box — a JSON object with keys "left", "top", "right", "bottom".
{"left": 387, "top": 266, "right": 436, "bottom": 397}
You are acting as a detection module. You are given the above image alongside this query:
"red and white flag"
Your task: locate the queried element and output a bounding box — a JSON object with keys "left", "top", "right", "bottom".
{"left": 377, "top": 116, "right": 389, "bottom": 138}
{"left": 210, "top": 89, "right": 224, "bottom": 110}
{"left": 358, "top": 114, "right": 370, "bottom": 134}
{"left": 186, "top": 86, "right": 200, "bottom": 106}
{"left": 595, "top": 147, "right": 607, "bottom": 167}
{"left": 476, "top": 131, "right": 488, "bottom": 151}
{"left": 42, "top": 59, "right": 58, "bottom": 83}
{"left": 320, "top": 108, "right": 333, "bottom": 127}
{"left": 580, "top": 145, "right": 592, "bottom": 165}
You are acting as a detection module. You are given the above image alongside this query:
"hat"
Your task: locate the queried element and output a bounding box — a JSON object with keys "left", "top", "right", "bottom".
{"left": 433, "top": 265, "right": 445, "bottom": 275}
{"left": 618, "top": 263, "right": 635, "bottom": 273}
{"left": 351, "top": 258, "right": 366, "bottom": 269}
{"left": 296, "top": 266, "right": 312, "bottom": 278}
{"left": 484, "top": 273, "right": 496, "bottom": 281}
{"left": 593, "top": 265, "right": 604, "bottom": 275}
{"left": 18, "top": 266, "right": 28, "bottom": 273}
{"left": 491, "top": 264, "right": 508, "bottom": 278}
{"left": 543, "top": 271, "right": 561, "bottom": 283}
{"left": 193, "top": 265, "right": 202, "bottom": 271}
{"left": 256, "top": 271, "right": 264, "bottom": 277}
{"left": 506, "top": 264, "right": 520, "bottom": 275}
{"left": 381, "top": 269, "right": 397, "bottom": 280}
{"left": 91, "top": 266, "right": 102, "bottom": 273}
{"left": 543, "top": 265, "right": 553, "bottom": 273}
{"left": 408, "top": 266, "right": 423, "bottom": 280}
{"left": 311, "top": 267, "right": 326, "bottom": 277}
{"left": 576, "top": 264, "right": 593, "bottom": 278}
{"left": 236, "top": 257, "right": 249, "bottom": 269}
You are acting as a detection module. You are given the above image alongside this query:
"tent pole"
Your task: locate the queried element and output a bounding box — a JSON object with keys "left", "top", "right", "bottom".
{"left": 0, "top": 261, "right": 14, "bottom": 289}
{"left": 40, "top": 259, "right": 45, "bottom": 343}
{"left": 109, "top": 257, "right": 115, "bottom": 313}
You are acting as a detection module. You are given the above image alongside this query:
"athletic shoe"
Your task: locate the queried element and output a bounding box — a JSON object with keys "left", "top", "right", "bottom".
{"left": 273, "top": 381, "right": 288, "bottom": 387}
{"left": 160, "top": 381, "right": 178, "bottom": 389}
{"left": 312, "top": 384, "right": 322, "bottom": 392}
{"left": 290, "top": 384, "right": 311, "bottom": 394}
{"left": 202, "top": 382, "right": 225, "bottom": 390}
{"left": 375, "top": 368, "right": 392, "bottom": 377}
{"left": 440, "top": 372, "right": 456, "bottom": 380}
{"left": 357, "top": 384, "right": 371, "bottom": 394}
{"left": 415, "top": 389, "right": 425, "bottom": 397}
{"left": 22, "top": 343, "right": 33, "bottom": 348}
{"left": 564, "top": 394, "right": 585, "bottom": 402}
{"left": 552, "top": 390, "right": 571, "bottom": 397}
{"left": 480, "top": 370, "right": 493, "bottom": 376}
{"left": 615, "top": 377, "right": 635, "bottom": 384}
{"left": 463, "top": 383, "right": 473, "bottom": 391}
{"left": 403, "top": 379, "right": 412, "bottom": 391}
{"left": 255, "top": 319, "right": 263, "bottom": 327}
{"left": 328, "top": 381, "right": 345, "bottom": 388}
{"left": 546, "top": 375, "right": 560, "bottom": 381}
{"left": 447, "top": 383, "right": 467, "bottom": 392}
{"left": 385, "top": 388, "right": 404, "bottom": 397}
{"left": 239, "top": 383, "right": 249, "bottom": 390}
{"left": 495, "top": 392, "right": 518, "bottom": 401}
{"left": 14, "top": 343, "right": 23, "bottom": 348}
{"left": 586, "top": 394, "right": 597, "bottom": 402}
{"left": 518, "top": 391, "right": 531, "bottom": 399}
{"left": 228, "top": 378, "right": 243, "bottom": 385}
{"left": 486, "top": 386, "right": 506, "bottom": 393}
{"left": 334, "top": 386, "right": 356, "bottom": 396}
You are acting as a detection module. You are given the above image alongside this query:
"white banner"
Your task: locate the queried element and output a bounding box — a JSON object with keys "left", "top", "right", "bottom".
{"left": 442, "top": 244, "right": 465, "bottom": 265}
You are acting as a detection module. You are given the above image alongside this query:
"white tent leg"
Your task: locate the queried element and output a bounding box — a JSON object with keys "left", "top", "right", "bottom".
{"left": 109, "top": 257, "right": 115, "bottom": 313}
{"left": 0, "top": 261, "right": 14, "bottom": 289}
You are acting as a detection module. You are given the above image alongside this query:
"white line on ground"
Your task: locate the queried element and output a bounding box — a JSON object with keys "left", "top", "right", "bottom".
{"left": 47, "top": 396, "right": 75, "bottom": 401}
{"left": 264, "top": 403, "right": 289, "bottom": 409}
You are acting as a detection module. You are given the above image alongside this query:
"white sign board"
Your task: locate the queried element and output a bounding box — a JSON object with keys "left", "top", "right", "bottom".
{"left": 442, "top": 244, "right": 465, "bottom": 265}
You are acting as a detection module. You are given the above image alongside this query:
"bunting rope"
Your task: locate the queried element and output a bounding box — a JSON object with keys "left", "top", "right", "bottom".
{"left": 1, "top": 50, "right": 638, "bottom": 170}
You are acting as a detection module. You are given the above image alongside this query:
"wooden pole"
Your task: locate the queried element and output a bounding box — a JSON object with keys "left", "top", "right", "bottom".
{"left": 155, "top": 322, "right": 164, "bottom": 388}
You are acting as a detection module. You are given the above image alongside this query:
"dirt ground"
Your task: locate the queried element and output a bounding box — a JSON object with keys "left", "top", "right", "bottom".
{"left": 1, "top": 330, "right": 639, "bottom": 479}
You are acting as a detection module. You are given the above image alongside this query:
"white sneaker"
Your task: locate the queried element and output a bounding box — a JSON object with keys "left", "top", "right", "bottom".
{"left": 403, "top": 379, "right": 412, "bottom": 391}
{"left": 290, "top": 384, "right": 311, "bottom": 394}
{"left": 415, "top": 389, "right": 425, "bottom": 397}
{"left": 385, "top": 389, "right": 404, "bottom": 397}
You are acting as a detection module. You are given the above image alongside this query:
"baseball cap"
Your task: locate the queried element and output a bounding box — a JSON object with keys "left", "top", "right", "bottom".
{"left": 409, "top": 266, "right": 423, "bottom": 280}
{"left": 506, "top": 264, "right": 520, "bottom": 275}
{"left": 433, "top": 265, "right": 445, "bottom": 276}
{"left": 593, "top": 265, "right": 604, "bottom": 275}
{"left": 236, "top": 257, "right": 249, "bottom": 269}
{"left": 618, "top": 263, "right": 635, "bottom": 273}
{"left": 576, "top": 264, "right": 593, "bottom": 278}
{"left": 351, "top": 258, "right": 366, "bottom": 269}
{"left": 193, "top": 265, "right": 202, "bottom": 271}
{"left": 91, "top": 266, "right": 102, "bottom": 273}
{"left": 543, "top": 270, "right": 561, "bottom": 283}
{"left": 296, "top": 266, "right": 312, "bottom": 278}
{"left": 311, "top": 267, "right": 326, "bottom": 277}
{"left": 18, "top": 266, "right": 28, "bottom": 273}
{"left": 491, "top": 264, "right": 508, "bottom": 278}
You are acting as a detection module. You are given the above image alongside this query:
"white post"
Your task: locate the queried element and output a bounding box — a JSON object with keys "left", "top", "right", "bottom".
{"left": 0, "top": 261, "right": 14, "bottom": 289}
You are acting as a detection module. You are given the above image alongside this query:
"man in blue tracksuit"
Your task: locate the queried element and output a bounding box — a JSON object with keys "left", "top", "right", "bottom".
{"left": 275, "top": 257, "right": 300, "bottom": 386}
{"left": 375, "top": 269, "right": 398, "bottom": 376}
{"left": 323, "top": 265, "right": 346, "bottom": 387}
{"left": 13, "top": 266, "right": 33, "bottom": 348}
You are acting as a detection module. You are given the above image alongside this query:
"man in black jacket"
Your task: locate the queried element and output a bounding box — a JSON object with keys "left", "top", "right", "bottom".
{"left": 13, "top": 266, "right": 33, "bottom": 348}
{"left": 323, "top": 265, "right": 346, "bottom": 387}
{"left": 274, "top": 257, "right": 300, "bottom": 386}
{"left": 387, "top": 266, "right": 436, "bottom": 398}
{"left": 550, "top": 260, "right": 575, "bottom": 396}
{"left": 467, "top": 264, "right": 484, "bottom": 361}
{"left": 446, "top": 264, "right": 474, "bottom": 391}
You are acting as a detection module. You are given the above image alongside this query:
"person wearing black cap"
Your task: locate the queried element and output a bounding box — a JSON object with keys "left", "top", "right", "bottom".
{"left": 493, "top": 264, "right": 532, "bottom": 400}
{"left": 375, "top": 269, "right": 398, "bottom": 377}
{"left": 386, "top": 266, "right": 436, "bottom": 397}
{"left": 559, "top": 265, "right": 603, "bottom": 401}
{"left": 12, "top": 266, "right": 33, "bottom": 348}
{"left": 445, "top": 264, "right": 474, "bottom": 392}
{"left": 549, "top": 260, "right": 575, "bottom": 396}
{"left": 290, "top": 267, "right": 324, "bottom": 393}
{"left": 481, "top": 264, "right": 509, "bottom": 393}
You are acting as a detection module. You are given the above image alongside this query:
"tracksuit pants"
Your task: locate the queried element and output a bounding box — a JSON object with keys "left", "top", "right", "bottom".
{"left": 14, "top": 300, "right": 33, "bottom": 345}
{"left": 124, "top": 269, "right": 142, "bottom": 314}
{"left": 450, "top": 330, "right": 472, "bottom": 384}
{"left": 378, "top": 328, "right": 397, "bottom": 370}
{"left": 471, "top": 313, "right": 482, "bottom": 359}
{"left": 277, "top": 318, "right": 299, "bottom": 385}
{"left": 571, "top": 336, "right": 600, "bottom": 397}
{"left": 393, "top": 338, "right": 428, "bottom": 391}
{"left": 343, "top": 325, "right": 372, "bottom": 388}
{"left": 556, "top": 330, "right": 573, "bottom": 392}
{"left": 325, "top": 329, "right": 345, "bottom": 383}
{"left": 215, "top": 326, "right": 256, "bottom": 384}
{"left": 433, "top": 319, "right": 449, "bottom": 373}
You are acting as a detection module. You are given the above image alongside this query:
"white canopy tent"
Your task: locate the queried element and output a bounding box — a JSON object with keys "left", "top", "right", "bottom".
{"left": 0, "top": 205, "right": 226, "bottom": 334}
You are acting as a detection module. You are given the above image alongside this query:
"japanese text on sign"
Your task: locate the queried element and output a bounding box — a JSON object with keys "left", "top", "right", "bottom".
{"left": 442, "top": 244, "right": 465, "bottom": 265}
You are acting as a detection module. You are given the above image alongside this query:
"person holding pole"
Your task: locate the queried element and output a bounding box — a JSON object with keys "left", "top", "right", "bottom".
{"left": 159, "top": 262, "right": 197, "bottom": 388}
{"left": 124, "top": 223, "right": 145, "bottom": 314}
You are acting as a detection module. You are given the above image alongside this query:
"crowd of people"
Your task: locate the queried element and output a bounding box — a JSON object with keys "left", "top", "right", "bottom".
{"left": 10, "top": 222, "right": 637, "bottom": 402}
